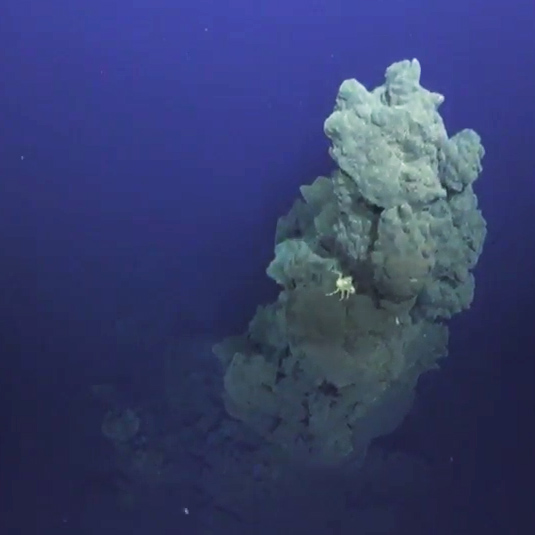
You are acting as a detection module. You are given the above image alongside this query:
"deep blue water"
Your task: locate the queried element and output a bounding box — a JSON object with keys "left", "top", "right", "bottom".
{"left": 1, "top": 1, "right": 534, "bottom": 533}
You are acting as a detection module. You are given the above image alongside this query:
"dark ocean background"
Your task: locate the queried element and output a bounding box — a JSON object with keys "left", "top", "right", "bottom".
{"left": 1, "top": 1, "right": 534, "bottom": 533}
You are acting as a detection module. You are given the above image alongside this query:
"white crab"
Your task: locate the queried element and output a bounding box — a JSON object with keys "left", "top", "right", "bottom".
{"left": 326, "top": 270, "right": 356, "bottom": 300}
